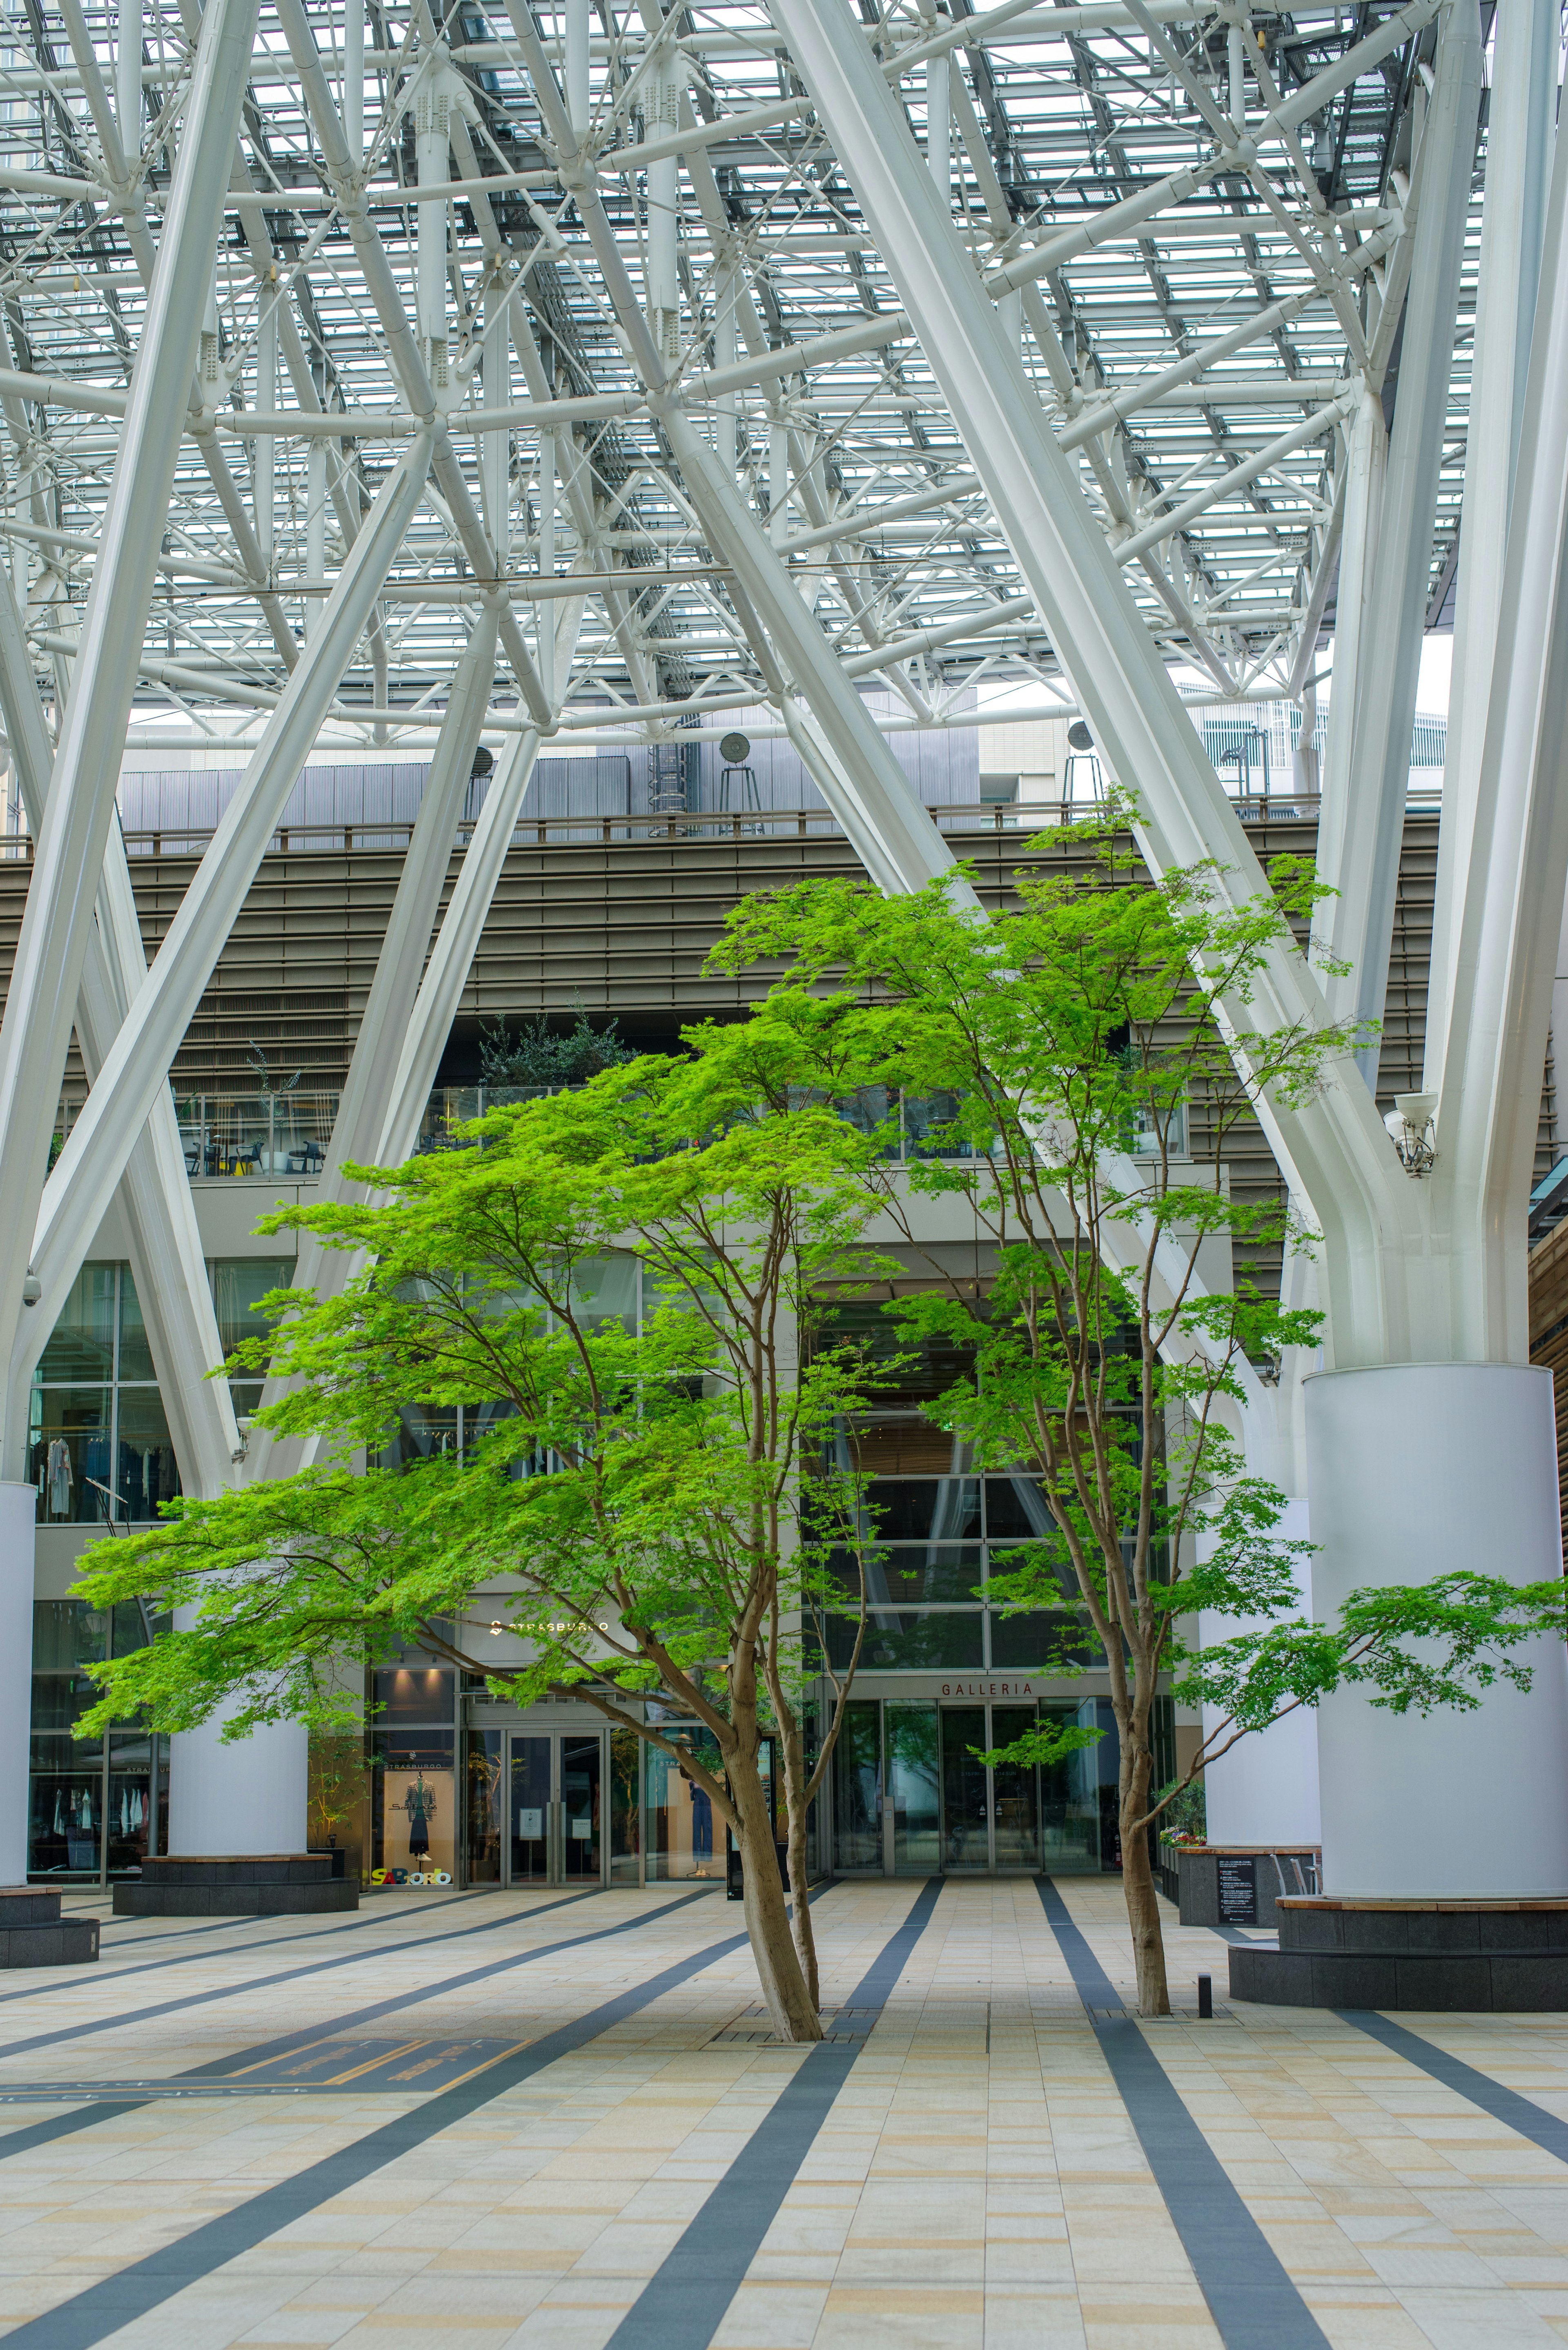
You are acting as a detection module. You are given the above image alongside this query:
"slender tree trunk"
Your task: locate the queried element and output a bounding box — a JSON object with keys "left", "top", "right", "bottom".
{"left": 731, "top": 1748, "right": 822, "bottom": 2041}
{"left": 773, "top": 1708, "right": 820, "bottom": 2006}
{"left": 1119, "top": 1725, "right": 1170, "bottom": 2016}
{"left": 786, "top": 1798, "right": 818, "bottom": 2009}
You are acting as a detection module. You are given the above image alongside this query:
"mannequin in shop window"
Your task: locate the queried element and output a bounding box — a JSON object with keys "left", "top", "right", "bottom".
{"left": 690, "top": 1778, "right": 713, "bottom": 1873}
{"left": 401, "top": 1773, "right": 436, "bottom": 1864}
{"left": 45, "top": 1438, "right": 72, "bottom": 1520}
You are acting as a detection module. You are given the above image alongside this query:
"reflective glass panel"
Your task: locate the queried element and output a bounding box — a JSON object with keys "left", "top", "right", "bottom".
{"left": 465, "top": 1729, "right": 503, "bottom": 1884}
{"left": 941, "top": 1707, "right": 989, "bottom": 1870}
{"left": 116, "top": 1266, "right": 155, "bottom": 1381}
{"left": 885, "top": 1704, "right": 940, "bottom": 1875}
{"left": 561, "top": 1736, "right": 602, "bottom": 1881}
{"left": 826, "top": 1611, "right": 983, "bottom": 1673}
{"left": 510, "top": 1736, "right": 551, "bottom": 1881}
{"left": 990, "top": 1704, "right": 1040, "bottom": 1872}
{"left": 832, "top": 1701, "right": 881, "bottom": 1871}
{"left": 864, "top": 1480, "right": 982, "bottom": 1541}
{"left": 1040, "top": 1701, "right": 1107, "bottom": 1873}
{"left": 115, "top": 1388, "right": 180, "bottom": 1522}
{"left": 609, "top": 1727, "right": 641, "bottom": 1884}
{"left": 29, "top": 1771, "right": 102, "bottom": 1875}
{"left": 209, "top": 1259, "right": 294, "bottom": 1362}
{"left": 36, "top": 1264, "right": 116, "bottom": 1383}
{"left": 32, "top": 1601, "right": 107, "bottom": 1671}
{"left": 644, "top": 1728, "right": 723, "bottom": 1881}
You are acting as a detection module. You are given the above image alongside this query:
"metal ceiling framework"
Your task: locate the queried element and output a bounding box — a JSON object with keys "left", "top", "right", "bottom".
{"left": 0, "top": 0, "right": 1530, "bottom": 1494}
{"left": 0, "top": 0, "right": 1470, "bottom": 751}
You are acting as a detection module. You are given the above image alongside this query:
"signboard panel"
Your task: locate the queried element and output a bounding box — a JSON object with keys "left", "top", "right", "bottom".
{"left": 1216, "top": 1855, "right": 1258, "bottom": 1925}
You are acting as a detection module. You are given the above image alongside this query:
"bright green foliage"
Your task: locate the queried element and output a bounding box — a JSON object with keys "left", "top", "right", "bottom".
{"left": 72, "top": 1008, "right": 899, "bottom": 1853}
{"left": 710, "top": 814, "right": 1568, "bottom": 2009}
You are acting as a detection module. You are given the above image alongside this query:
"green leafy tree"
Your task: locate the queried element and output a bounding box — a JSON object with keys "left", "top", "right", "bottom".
{"left": 713, "top": 813, "right": 1568, "bottom": 2014}
{"left": 73, "top": 1010, "right": 898, "bottom": 2042}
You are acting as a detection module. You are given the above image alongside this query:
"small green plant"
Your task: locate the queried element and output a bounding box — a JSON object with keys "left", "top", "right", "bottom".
{"left": 1157, "top": 1777, "right": 1207, "bottom": 1845}
{"left": 478, "top": 1010, "right": 635, "bottom": 1090}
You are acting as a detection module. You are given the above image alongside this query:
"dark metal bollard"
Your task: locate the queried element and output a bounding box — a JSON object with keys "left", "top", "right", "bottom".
{"left": 1197, "top": 1972, "right": 1213, "bottom": 2019}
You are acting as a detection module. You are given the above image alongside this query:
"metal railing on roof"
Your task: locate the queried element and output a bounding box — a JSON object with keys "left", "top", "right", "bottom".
{"left": 1, "top": 794, "right": 1331, "bottom": 863}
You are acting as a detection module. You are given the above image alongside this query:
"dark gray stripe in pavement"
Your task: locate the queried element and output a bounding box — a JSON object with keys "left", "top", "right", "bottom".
{"left": 0, "top": 1890, "right": 493, "bottom": 2008}
{"left": 1335, "top": 2009, "right": 1568, "bottom": 2165}
{"left": 1038, "top": 1877, "right": 1329, "bottom": 2350}
{"left": 178, "top": 1888, "right": 717, "bottom": 2078}
{"left": 0, "top": 1888, "right": 604, "bottom": 2059}
{"left": 0, "top": 2102, "right": 151, "bottom": 2158}
{"left": 0, "top": 1923, "right": 752, "bottom": 2350}
{"left": 603, "top": 1878, "right": 945, "bottom": 2350}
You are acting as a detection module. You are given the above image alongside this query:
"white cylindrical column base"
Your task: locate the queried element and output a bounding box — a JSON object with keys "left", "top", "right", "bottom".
{"left": 1200, "top": 1495, "right": 1321, "bottom": 1848}
{"left": 168, "top": 1708, "right": 309, "bottom": 1856}
{"left": 1306, "top": 1362, "right": 1568, "bottom": 1898}
{"left": 0, "top": 1484, "right": 34, "bottom": 1884}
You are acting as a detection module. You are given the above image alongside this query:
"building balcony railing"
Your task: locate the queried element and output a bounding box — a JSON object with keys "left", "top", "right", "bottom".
{"left": 3, "top": 793, "right": 1333, "bottom": 864}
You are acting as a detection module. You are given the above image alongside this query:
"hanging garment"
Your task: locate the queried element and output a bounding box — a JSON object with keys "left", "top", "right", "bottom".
{"left": 51, "top": 1789, "right": 64, "bottom": 1838}
{"left": 47, "top": 1439, "right": 71, "bottom": 1517}
{"left": 119, "top": 1789, "right": 129, "bottom": 1838}
{"left": 402, "top": 1775, "right": 435, "bottom": 1859}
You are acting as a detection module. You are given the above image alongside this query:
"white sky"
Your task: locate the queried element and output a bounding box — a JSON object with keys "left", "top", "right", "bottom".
{"left": 977, "top": 630, "right": 1457, "bottom": 720}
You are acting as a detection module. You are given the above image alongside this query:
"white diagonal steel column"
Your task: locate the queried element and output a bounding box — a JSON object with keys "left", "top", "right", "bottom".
{"left": 1425, "top": 0, "right": 1558, "bottom": 1088}
{"left": 1316, "top": 1, "right": 1483, "bottom": 1075}
{"left": 247, "top": 603, "right": 501, "bottom": 1485}
{"left": 1437, "top": 114, "right": 1568, "bottom": 1363}
{"left": 0, "top": 565, "right": 238, "bottom": 1496}
{"left": 767, "top": 0, "right": 1421, "bottom": 1373}
{"left": 378, "top": 724, "right": 541, "bottom": 1166}
{"left": 22, "top": 437, "right": 434, "bottom": 1338}
{"left": 0, "top": 0, "right": 258, "bottom": 1459}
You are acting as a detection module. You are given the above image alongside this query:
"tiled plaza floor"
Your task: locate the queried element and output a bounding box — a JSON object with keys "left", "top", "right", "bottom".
{"left": 0, "top": 1876, "right": 1563, "bottom": 2347}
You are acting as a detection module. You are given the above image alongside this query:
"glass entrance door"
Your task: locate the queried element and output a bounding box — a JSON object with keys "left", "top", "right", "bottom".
{"left": 940, "top": 1706, "right": 991, "bottom": 1870}
{"left": 831, "top": 1700, "right": 1096, "bottom": 1876}
{"left": 560, "top": 1736, "right": 602, "bottom": 1882}
{"left": 510, "top": 1736, "right": 552, "bottom": 1883}
{"left": 507, "top": 1733, "right": 606, "bottom": 1886}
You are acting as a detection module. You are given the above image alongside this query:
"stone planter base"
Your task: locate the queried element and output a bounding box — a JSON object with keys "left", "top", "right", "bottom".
{"left": 1229, "top": 1897, "right": 1568, "bottom": 2010}
{"left": 0, "top": 1888, "right": 98, "bottom": 1966}
{"left": 113, "top": 1854, "right": 359, "bottom": 1918}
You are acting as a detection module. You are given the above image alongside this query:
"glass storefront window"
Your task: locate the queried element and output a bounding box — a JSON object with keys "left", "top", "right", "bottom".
{"left": 31, "top": 1264, "right": 186, "bottom": 1526}
{"left": 465, "top": 1728, "right": 503, "bottom": 1884}
{"left": 645, "top": 1728, "right": 723, "bottom": 1880}
{"left": 609, "top": 1727, "right": 641, "bottom": 1884}
{"left": 28, "top": 1599, "right": 160, "bottom": 1883}
{"left": 830, "top": 1698, "right": 1105, "bottom": 1878}
{"left": 30, "top": 1387, "right": 111, "bottom": 1523}
{"left": 36, "top": 1264, "right": 116, "bottom": 1383}
{"left": 114, "top": 1389, "right": 179, "bottom": 1523}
